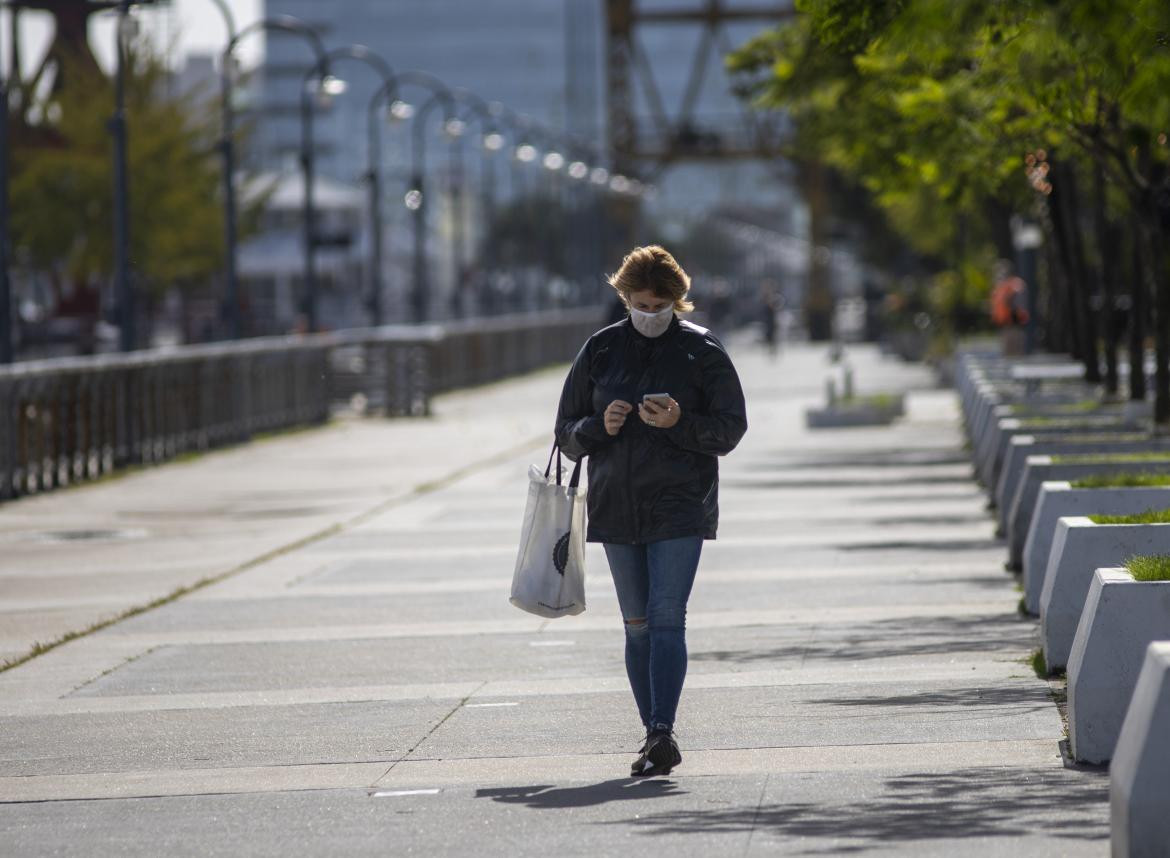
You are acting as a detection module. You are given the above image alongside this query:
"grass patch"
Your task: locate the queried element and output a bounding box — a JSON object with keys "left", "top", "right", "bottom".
{"left": 1013, "top": 399, "right": 1102, "bottom": 416}
{"left": 1030, "top": 648, "right": 1051, "bottom": 678}
{"left": 1053, "top": 433, "right": 1149, "bottom": 444}
{"left": 1088, "top": 508, "right": 1170, "bottom": 525}
{"left": 1052, "top": 452, "right": 1170, "bottom": 465}
{"left": 1020, "top": 416, "right": 1121, "bottom": 428}
{"left": 1070, "top": 473, "right": 1170, "bottom": 489}
{"left": 1124, "top": 555, "right": 1170, "bottom": 582}
{"left": 839, "top": 393, "right": 901, "bottom": 408}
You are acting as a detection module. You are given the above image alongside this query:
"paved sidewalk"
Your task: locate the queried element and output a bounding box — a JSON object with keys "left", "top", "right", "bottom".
{"left": 0, "top": 338, "right": 1108, "bottom": 856}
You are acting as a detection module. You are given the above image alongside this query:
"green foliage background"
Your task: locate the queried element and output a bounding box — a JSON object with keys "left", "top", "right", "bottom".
{"left": 11, "top": 42, "right": 228, "bottom": 299}
{"left": 726, "top": 0, "right": 1170, "bottom": 347}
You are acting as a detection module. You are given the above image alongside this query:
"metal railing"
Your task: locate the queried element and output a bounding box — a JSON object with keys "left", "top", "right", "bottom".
{"left": 0, "top": 308, "right": 603, "bottom": 501}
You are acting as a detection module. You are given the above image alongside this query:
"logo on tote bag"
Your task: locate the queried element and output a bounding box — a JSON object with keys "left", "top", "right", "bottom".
{"left": 553, "top": 532, "right": 571, "bottom": 575}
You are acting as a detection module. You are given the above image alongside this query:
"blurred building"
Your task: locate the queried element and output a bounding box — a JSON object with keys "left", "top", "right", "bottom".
{"left": 240, "top": 0, "right": 811, "bottom": 327}
{"left": 259, "top": 9, "right": 797, "bottom": 204}
{"left": 238, "top": 172, "right": 368, "bottom": 335}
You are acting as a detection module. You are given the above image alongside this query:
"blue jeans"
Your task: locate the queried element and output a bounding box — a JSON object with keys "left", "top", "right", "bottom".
{"left": 603, "top": 536, "right": 703, "bottom": 732}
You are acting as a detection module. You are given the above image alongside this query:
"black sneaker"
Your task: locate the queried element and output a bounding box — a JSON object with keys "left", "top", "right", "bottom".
{"left": 631, "top": 728, "right": 681, "bottom": 777}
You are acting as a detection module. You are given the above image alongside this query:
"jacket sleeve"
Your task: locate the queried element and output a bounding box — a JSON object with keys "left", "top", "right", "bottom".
{"left": 554, "top": 339, "right": 611, "bottom": 461}
{"left": 663, "top": 342, "right": 747, "bottom": 456}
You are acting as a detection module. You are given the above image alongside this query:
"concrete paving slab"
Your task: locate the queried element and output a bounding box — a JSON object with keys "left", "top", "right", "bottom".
{"left": 0, "top": 341, "right": 1108, "bottom": 855}
{"left": 409, "top": 681, "right": 1060, "bottom": 761}
{"left": 65, "top": 634, "right": 628, "bottom": 697}
{"left": 0, "top": 759, "right": 1107, "bottom": 858}
{"left": 0, "top": 698, "right": 454, "bottom": 777}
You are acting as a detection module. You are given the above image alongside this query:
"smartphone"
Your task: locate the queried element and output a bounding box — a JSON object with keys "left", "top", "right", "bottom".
{"left": 642, "top": 393, "right": 672, "bottom": 407}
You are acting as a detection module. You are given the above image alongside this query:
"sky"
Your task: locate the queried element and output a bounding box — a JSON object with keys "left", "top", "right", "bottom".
{"left": 4, "top": 0, "right": 265, "bottom": 76}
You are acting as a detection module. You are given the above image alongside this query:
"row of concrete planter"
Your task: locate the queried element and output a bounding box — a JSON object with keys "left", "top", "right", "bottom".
{"left": 957, "top": 351, "right": 1170, "bottom": 855}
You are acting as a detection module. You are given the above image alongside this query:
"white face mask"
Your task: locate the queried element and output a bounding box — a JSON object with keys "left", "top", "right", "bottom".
{"left": 629, "top": 305, "right": 674, "bottom": 338}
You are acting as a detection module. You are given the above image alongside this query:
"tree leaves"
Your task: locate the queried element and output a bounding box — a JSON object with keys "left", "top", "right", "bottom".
{"left": 11, "top": 41, "right": 228, "bottom": 298}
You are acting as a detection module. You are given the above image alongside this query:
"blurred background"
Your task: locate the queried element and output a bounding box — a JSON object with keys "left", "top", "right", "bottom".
{"left": 0, "top": 0, "right": 905, "bottom": 361}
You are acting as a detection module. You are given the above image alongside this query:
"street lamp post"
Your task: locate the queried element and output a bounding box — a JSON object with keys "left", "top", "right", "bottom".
{"left": 363, "top": 68, "right": 403, "bottom": 328}
{"left": 110, "top": 0, "right": 134, "bottom": 351}
{"left": 451, "top": 89, "right": 503, "bottom": 318}
{"left": 0, "top": 71, "right": 11, "bottom": 364}
{"left": 221, "top": 15, "right": 326, "bottom": 338}
{"left": 299, "top": 46, "right": 396, "bottom": 333}
{"left": 446, "top": 122, "right": 467, "bottom": 318}
{"left": 391, "top": 73, "right": 455, "bottom": 324}
{"left": 296, "top": 62, "right": 337, "bottom": 333}
{"left": 562, "top": 133, "right": 603, "bottom": 304}
{"left": 408, "top": 95, "right": 449, "bottom": 324}
{"left": 492, "top": 108, "right": 540, "bottom": 312}
{"left": 520, "top": 119, "right": 570, "bottom": 311}
{"left": 199, "top": 0, "right": 238, "bottom": 340}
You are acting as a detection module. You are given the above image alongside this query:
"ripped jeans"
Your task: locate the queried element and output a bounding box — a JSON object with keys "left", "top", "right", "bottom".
{"left": 603, "top": 536, "right": 703, "bottom": 732}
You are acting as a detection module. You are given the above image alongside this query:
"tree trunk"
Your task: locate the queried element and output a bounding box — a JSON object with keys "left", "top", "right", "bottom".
{"left": 1061, "top": 164, "right": 1102, "bottom": 382}
{"left": 1128, "top": 212, "right": 1148, "bottom": 403}
{"left": 1151, "top": 220, "right": 1169, "bottom": 428}
{"left": 1039, "top": 227, "right": 1068, "bottom": 354}
{"left": 1044, "top": 185, "right": 1084, "bottom": 362}
{"left": 1148, "top": 181, "right": 1170, "bottom": 428}
{"left": 799, "top": 160, "right": 834, "bottom": 341}
{"left": 1093, "top": 163, "right": 1120, "bottom": 396}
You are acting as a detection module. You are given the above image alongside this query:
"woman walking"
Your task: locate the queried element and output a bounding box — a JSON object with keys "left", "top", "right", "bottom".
{"left": 554, "top": 245, "right": 748, "bottom": 777}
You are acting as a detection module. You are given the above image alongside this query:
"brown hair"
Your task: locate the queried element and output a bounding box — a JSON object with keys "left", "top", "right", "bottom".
{"left": 606, "top": 245, "right": 694, "bottom": 313}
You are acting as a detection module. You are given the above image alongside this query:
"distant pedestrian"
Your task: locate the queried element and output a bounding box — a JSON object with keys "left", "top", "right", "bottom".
{"left": 555, "top": 245, "right": 748, "bottom": 777}
{"left": 990, "top": 259, "right": 1030, "bottom": 356}
{"left": 760, "top": 287, "right": 780, "bottom": 357}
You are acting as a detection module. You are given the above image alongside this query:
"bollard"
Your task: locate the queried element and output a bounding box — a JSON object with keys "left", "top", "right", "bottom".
{"left": 1067, "top": 569, "right": 1170, "bottom": 763}
{"left": 1111, "top": 641, "right": 1170, "bottom": 857}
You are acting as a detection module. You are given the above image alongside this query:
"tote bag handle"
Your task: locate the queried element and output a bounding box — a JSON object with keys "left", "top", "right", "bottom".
{"left": 543, "top": 441, "right": 583, "bottom": 489}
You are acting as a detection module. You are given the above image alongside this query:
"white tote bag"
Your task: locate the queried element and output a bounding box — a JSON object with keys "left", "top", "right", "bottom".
{"left": 509, "top": 444, "right": 587, "bottom": 618}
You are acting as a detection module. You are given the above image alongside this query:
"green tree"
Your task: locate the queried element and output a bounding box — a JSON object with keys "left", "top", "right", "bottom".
{"left": 729, "top": 0, "right": 1170, "bottom": 420}
{"left": 11, "top": 41, "right": 228, "bottom": 337}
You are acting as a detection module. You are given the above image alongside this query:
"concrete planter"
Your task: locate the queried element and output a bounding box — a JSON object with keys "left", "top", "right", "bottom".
{"left": 980, "top": 417, "right": 1133, "bottom": 496}
{"left": 965, "top": 382, "right": 1079, "bottom": 454}
{"left": 1005, "top": 458, "right": 1170, "bottom": 563}
{"left": 1040, "top": 518, "right": 1170, "bottom": 670}
{"left": 994, "top": 433, "right": 1157, "bottom": 512}
{"left": 805, "top": 395, "right": 904, "bottom": 429}
{"left": 1022, "top": 484, "right": 1170, "bottom": 613}
{"left": 1111, "top": 642, "right": 1170, "bottom": 857}
{"left": 1067, "top": 569, "right": 1170, "bottom": 763}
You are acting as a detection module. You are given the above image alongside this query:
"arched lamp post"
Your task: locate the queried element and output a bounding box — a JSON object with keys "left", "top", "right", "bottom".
{"left": 221, "top": 15, "right": 326, "bottom": 337}
{"left": 450, "top": 88, "right": 505, "bottom": 318}
{"left": 299, "top": 45, "right": 396, "bottom": 332}
{"left": 383, "top": 72, "right": 456, "bottom": 324}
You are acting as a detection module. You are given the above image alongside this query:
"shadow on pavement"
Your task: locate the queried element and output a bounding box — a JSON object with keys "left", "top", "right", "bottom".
{"left": 477, "top": 778, "right": 685, "bottom": 809}
{"left": 723, "top": 475, "right": 975, "bottom": 490}
{"left": 851, "top": 491, "right": 983, "bottom": 504}
{"left": 752, "top": 452, "right": 972, "bottom": 470}
{"left": 868, "top": 514, "right": 992, "bottom": 526}
{"left": 690, "top": 613, "right": 1035, "bottom": 665}
{"left": 837, "top": 538, "right": 1002, "bottom": 552}
{"left": 805, "top": 683, "right": 1052, "bottom": 714}
{"left": 609, "top": 768, "right": 1108, "bottom": 851}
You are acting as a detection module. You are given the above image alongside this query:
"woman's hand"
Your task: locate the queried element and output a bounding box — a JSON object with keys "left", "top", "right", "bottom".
{"left": 639, "top": 396, "right": 681, "bottom": 429}
{"left": 604, "top": 400, "right": 633, "bottom": 436}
